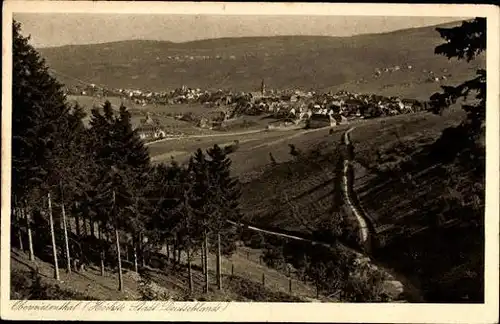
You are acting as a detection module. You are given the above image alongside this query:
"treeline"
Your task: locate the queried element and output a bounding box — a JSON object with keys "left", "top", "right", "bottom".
{"left": 11, "top": 21, "right": 241, "bottom": 294}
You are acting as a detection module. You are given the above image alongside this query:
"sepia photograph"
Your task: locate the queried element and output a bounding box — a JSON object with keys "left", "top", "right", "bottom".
{"left": 1, "top": 1, "right": 498, "bottom": 322}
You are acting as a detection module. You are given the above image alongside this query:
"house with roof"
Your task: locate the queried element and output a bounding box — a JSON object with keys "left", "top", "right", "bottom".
{"left": 306, "top": 114, "right": 336, "bottom": 129}
{"left": 135, "top": 112, "right": 166, "bottom": 140}
{"left": 135, "top": 125, "right": 166, "bottom": 140}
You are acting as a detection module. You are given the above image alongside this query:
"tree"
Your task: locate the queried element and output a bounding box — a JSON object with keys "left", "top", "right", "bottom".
{"left": 188, "top": 149, "right": 212, "bottom": 292}
{"left": 429, "top": 18, "right": 486, "bottom": 135}
{"left": 178, "top": 171, "right": 202, "bottom": 294}
{"left": 47, "top": 193, "right": 60, "bottom": 280}
{"left": 12, "top": 21, "right": 93, "bottom": 274}
{"left": 206, "top": 144, "right": 242, "bottom": 290}
{"left": 12, "top": 21, "right": 87, "bottom": 207}
{"left": 87, "top": 101, "right": 151, "bottom": 290}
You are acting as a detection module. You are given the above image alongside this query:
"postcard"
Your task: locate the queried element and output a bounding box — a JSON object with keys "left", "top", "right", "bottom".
{"left": 1, "top": 1, "right": 498, "bottom": 322}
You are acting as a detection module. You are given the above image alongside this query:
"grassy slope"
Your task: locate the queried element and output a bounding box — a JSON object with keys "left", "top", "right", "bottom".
{"left": 349, "top": 109, "right": 466, "bottom": 231}
{"left": 11, "top": 244, "right": 320, "bottom": 301}
{"left": 40, "top": 22, "right": 484, "bottom": 100}
{"left": 238, "top": 127, "right": 346, "bottom": 231}
{"left": 236, "top": 109, "right": 465, "bottom": 233}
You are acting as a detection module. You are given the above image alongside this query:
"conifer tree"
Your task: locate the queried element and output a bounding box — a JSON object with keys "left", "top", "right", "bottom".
{"left": 429, "top": 18, "right": 486, "bottom": 136}
{"left": 11, "top": 21, "right": 81, "bottom": 254}
{"left": 187, "top": 149, "right": 212, "bottom": 292}
{"left": 206, "top": 144, "right": 242, "bottom": 290}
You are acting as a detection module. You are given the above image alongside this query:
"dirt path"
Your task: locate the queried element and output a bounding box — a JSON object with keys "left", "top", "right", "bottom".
{"left": 342, "top": 127, "right": 370, "bottom": 244}
{"left": 226, "top": 221, "right": 330, "bottom": 248}
{"left": 343, "top": 127, "right": 425, "bottom": 302}
{"left": 145, "top": 128, "right": 267, "bottom": 146}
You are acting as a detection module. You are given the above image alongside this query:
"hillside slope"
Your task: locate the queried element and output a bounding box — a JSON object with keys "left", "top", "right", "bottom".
{"left": 237, "top": 109, "right": 483, "bottom": 302}
{"left": 38, "top": 21, "right": 484, "bottom": 100}
{"left": 11, "top": 245, "right": 317, "bottom": 302}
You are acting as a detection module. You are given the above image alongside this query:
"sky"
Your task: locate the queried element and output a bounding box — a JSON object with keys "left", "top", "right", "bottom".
{"left": 13, "top": 13, "right": 464, "bottom": 48}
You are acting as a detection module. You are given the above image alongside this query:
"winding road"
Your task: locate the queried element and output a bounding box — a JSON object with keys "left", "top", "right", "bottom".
{"left": 342, "top": 127, "right": 370, "bottom": 245}
{"left": 145, "top": 129, "right": 267, "bottom": 146}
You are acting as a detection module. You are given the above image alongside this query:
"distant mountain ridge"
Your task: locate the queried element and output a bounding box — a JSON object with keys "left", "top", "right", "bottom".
{"left": 38, "top": 20, "right": 484, "bottom": 100}
{"left": 37, "top": 20, "right": 463, "bottom": 49}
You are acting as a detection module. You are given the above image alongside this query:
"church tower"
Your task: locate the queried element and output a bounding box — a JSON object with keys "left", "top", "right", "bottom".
{"left": 261, "top": 79, "right": 266, "bottom": 95}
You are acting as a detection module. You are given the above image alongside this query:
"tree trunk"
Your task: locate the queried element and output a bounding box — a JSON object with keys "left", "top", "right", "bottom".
{"left": 125, "top": 244, "right": 129, "bottom": 262}
{"left": 61, "top": 199, "right": 71, "bottom": 274}
{"left": 90, "top": 215, "right": 95, "bottom": 238}
{"left": 48, "top": 193, "right": 60, "bottom": 281}
{"left": 216, "top": 232, "right": 222, "bottom": 290}
{"left": 98, "top": 225, "right": 105, "bottom": 276}
{"left": 24, "top": 207, "right": 35, "bottom": 261}
{"left": 187, "top": 248, "right": 193, "bottom": 294}
{"left": 172, "top": 240, "right": 177, "bottom": 266}
{"left": 177, "top": 249, "right": 181, "bottom": 264}
{"left": 115, "top": 227, "right": 123, "bottom": 291}
{"left": 74, "top": 203, "right": 81, "bottom": 237}
{"left": 100, "top": 251, "right": 105, "bottom": 277}
{"left": 139, "top": 232, "right": 146, "bottom": 268}
{"left": 166, "top": 242, "right": 170, "bottom": 263}
{"left": 82, "top": 212, "right": 89, "bottom": 236}
{"left": 201, "top": 243, "right": 205, "bottom": 275}
{"left": 133, "top": 245, "right": 138, "bottom": 273}
{"left": 87, "top": 216, "right": 91, "bottom": 237}
{"left": 203, "top": 230, "right": 209, "bottom": 293}
{"left": 16, "top": 205, "right": 24, "bottom": 251}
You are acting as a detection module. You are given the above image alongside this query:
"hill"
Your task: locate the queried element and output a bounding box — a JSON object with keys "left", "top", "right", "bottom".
{"left": 38, "top": 21, "right": 484, "bottom": 100}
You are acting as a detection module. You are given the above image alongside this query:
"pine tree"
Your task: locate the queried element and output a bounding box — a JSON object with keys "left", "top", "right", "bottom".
{"left": 12, "top": 22, "right": 92, "bottom": 275}
{"left": 188, "top": 150, "right": 212, "bottom": 292}
{"left": 11, "top": 21, "right": 75, "bottom": 259}
{"left": 206, "top": 144, "right": 242, "bottom": 290}
{"left": 12, "top": 21, "right": 67, "bottom": 202}
{"left": 429, "top": 18, "right": 486, "bottom": 136}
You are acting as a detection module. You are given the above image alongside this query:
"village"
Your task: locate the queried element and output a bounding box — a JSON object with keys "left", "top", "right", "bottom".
{"left": 65, "top": 80, "right": 430, "bottom": 142}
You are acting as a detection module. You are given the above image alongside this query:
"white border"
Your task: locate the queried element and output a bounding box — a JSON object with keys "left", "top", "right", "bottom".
{"left": 1, "top": 2, "right": 499, "bottom": 323}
